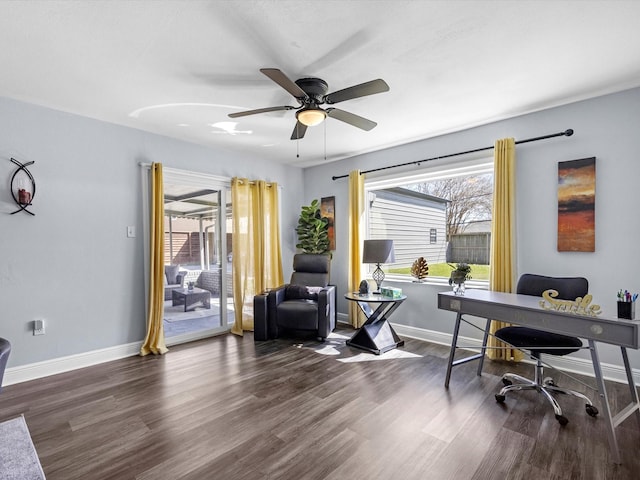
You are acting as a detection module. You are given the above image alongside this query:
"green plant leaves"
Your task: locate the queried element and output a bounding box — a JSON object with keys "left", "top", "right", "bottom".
{"left": 296, "top": 199, "right": 330, "bottom": 254}
{"left": 448, "top": 262, "right": 472, "bottom": 285}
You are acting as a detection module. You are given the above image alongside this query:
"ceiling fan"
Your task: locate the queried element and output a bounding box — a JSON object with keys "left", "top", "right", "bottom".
{"left": 228, "top": 68, "right": 390, "bottom": 140}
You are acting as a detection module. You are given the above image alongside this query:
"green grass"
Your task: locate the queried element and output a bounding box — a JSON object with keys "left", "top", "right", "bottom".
{"left": 387, "top": 263, "right": 490, "bottom": 281}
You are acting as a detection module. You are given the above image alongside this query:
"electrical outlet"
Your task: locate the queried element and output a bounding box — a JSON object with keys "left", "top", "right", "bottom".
{"left": 33, "top": 319, "right": 45, "bottom": 336}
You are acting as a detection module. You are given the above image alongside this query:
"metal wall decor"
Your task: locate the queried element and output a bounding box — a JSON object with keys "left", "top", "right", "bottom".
{"left": 9, "top": 157, "right": 36, "bottom": 215}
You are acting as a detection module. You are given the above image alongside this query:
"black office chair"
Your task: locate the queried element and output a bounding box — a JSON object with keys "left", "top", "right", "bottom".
{"left": 0, "top": 337, "right": 11, "bottom": 393}
{"left": 494, "top": 274, "right": 599, "bottom": 425}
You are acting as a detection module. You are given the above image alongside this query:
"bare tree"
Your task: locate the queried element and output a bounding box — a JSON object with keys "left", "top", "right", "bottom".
{"left": 407, "top": 174, "right": 493, "bottom": 238}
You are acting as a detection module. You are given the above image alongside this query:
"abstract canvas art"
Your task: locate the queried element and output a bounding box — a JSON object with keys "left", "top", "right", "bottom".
{"left": 557, "top": 157, "right": 596, "bottom": 252}
{"left": 321, "top": 196, "right": 336, "bottom": 251}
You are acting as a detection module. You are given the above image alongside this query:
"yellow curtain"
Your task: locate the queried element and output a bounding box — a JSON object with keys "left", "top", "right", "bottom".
{"left": 487, "top": 138, "right": 523, "bottom": 361}
{"left": 141, "top": 163, "right": 168, "bottom": 356}
{"left": 231, "top": 178, "right": 283, "bottom": 336}
{"left": 348, "top": 170, "right": 366, "bottom": 328}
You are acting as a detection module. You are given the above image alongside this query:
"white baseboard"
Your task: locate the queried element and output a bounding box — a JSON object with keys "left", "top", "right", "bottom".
{"left": 5, "top": 320, "right": 639, "bottom": 388}
{"left": 4, "top": 342, "right": 142, "bottom": 386}
{"left": 391, "top": 323, "right": 640, "bottom": 385}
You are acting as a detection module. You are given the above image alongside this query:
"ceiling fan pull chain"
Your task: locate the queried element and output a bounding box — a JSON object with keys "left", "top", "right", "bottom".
{"left": 296, "top": 123, "right": 300, "bottom": 158}
{"left": 324, "top": 121, "right": 327, "bottom": 161}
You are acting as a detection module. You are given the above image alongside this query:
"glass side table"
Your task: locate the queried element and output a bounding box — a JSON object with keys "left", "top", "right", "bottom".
{"left": 344, "top": 292, "right": 407, "bottom": 355}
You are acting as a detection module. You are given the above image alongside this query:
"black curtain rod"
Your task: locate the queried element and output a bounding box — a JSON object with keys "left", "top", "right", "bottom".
{"left": 331, "top": 128, "right": 574, "bottom": 181}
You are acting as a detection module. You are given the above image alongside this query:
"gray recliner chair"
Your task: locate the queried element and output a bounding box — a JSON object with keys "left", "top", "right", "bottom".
{"left": 254, "top": 254, "right": 336, "bottom": 341}
{"left": 0, "top": 337, "right": 11, "bottom": 393}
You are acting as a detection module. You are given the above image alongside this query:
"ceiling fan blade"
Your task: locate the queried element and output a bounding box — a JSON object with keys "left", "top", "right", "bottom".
{"left": 325, "top": 78, "right": 389, "bottom": 104}
{"left": 260, "top": 68, "right": 309, "bottom": 100}
{"left": 228, "top": 106, "right": 295, "bottom": 118}
{"left": 290, "top": 121, "right": 308, "bottom": 140}
{"left": 326, "top": 108, "right": 377, "bottom": 131}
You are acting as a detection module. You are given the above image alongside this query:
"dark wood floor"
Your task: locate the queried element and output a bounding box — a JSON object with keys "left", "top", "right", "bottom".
{"left": 1, "top": 326, "right": 639, "bottom": 480}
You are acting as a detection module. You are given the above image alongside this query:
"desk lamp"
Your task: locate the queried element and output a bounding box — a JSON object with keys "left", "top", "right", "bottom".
{"left": 363, "top": 239, "right": 395, "bottom": 293}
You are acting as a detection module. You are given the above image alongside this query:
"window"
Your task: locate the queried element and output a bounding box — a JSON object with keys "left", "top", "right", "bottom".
{"left": 365, "top": 158, "right": 493, "bottom": 282}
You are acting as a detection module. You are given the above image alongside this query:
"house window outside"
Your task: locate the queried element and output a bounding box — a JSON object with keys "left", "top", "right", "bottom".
{"left": 365, "top": 158, "right": 494, "bottom": 282}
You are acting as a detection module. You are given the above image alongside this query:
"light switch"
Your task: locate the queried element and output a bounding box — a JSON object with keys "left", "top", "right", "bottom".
{"left": 33, "top": 319, "right": 45, "bottom": 335}
{"left": 127, "top": 226, "right": 136, "bottom": 238}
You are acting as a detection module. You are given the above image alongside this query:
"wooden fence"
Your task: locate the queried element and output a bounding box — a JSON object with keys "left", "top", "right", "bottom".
{"left": 165, "top": 232, "right": 203, "bottom": 265}
{"left": 165, "top": 232, "right": 233, "bottom": 266}
{"left": 447, "top": 232, "right": 490, "bottom": 265}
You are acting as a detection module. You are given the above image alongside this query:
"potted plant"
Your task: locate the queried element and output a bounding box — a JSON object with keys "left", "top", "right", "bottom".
{"left": 296, "top": 199, "right": 330, "bottom": 255}
{"left": 448, "top": 262, "right": 471, "bottom": 295}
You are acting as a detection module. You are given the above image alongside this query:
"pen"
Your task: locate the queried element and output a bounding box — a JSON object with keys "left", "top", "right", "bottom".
{"left": 616, "top": 290, "right": 638, "bottom": 301}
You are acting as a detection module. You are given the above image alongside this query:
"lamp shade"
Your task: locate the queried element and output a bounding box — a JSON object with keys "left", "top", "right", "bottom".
{"left": 362, "top": 239, "right": 395, "bottom": 264}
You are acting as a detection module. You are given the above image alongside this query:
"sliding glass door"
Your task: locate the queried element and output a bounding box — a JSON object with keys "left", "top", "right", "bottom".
{"left": 162, "top": 169, "right": 233, "bottom": 344}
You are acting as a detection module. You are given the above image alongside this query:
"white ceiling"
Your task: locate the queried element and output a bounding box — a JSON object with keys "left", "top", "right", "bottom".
{"left": 1, "top": 1, "right": 640, "bottom": 168}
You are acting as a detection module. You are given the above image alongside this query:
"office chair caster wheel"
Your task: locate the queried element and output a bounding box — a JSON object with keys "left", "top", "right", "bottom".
{"left": 502, "top": 378, "right": 512, "bottom": 386}
{"left": 543, "top": 377, "right": 556, "bottom": 386}
{"left": 555, "top": 414, "right": 569, "bottom": 426}
{"left": 586, "top": 404, "right": 599, "bottom": 417}
{"left": 495, "top": 394, "right": 506, "bottom": 403}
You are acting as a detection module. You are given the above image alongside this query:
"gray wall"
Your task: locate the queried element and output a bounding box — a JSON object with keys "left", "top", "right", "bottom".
{"left": 0, "top": 96, "right": 303, "bottom": 367}
{"left": 2, "top": 88, "right": 639, "bottom": 374}
{"left": 302, "top": 87, "right": 640, "bottom": 370}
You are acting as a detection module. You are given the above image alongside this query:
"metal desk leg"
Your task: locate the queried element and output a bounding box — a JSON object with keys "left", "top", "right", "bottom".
{"left": 621, "top": 347, "right": 640, "bottom": 413}
{"left": 589, "top": 340, "right": 621, "bottom": 464}
{"left": 476, "top": 318, "right": 492, "bottom": 377}
{"left": 445, "top": 312, "right": 463, "bottom": 388}
{"left": 445, "top": 313, "right": 489, "bottom": 388}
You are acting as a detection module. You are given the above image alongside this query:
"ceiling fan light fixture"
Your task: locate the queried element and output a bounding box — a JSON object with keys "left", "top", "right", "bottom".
{"left": 296, "top": 108, "right": 326, "bottom": 127}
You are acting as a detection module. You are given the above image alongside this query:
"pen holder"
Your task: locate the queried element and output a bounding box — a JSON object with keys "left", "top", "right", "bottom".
{"left": 617, "top": 301, "right": 635, "bottom": 320}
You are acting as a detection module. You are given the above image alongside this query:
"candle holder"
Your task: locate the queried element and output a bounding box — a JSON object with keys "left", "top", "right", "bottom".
{"left": 10, "top": 158, "right": 36, "bottom": 216}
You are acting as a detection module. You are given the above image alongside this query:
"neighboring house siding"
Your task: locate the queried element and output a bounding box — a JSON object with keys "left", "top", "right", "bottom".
{"left": 369, "top": 188, "right": 447, "bottom": 267}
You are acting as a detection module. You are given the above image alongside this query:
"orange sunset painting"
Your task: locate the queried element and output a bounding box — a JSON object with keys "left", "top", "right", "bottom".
{"left": 557, "top": 157, "right": 596, "bottom": 252}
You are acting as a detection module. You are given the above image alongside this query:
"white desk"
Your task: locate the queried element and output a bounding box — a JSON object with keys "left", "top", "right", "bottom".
{"left": 438, "top": 289, "right": 640, "bottom": 464}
